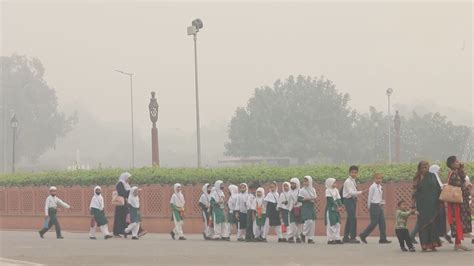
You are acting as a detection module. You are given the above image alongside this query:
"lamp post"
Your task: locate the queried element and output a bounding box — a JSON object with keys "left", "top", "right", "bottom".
{"left": 115, "top": 69, "right": 135, "bottom": 168}
{"left": 187, "top": 18, "right": 204, "bottom": 168}
{"left": 148, "top": 91, "right": 160, "bottom": 167}
{"left": 386, "top": 88, "right": 393, "bottom": 164}
{"left": 10, "top": 113, "right": 18, "bottom": 173}
{"left": 394, "top": 110, "right": 401, "bottom": 163}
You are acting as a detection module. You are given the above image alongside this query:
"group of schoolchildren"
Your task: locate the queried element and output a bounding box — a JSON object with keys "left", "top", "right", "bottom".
{"left": 37, "top": 166, "right": 437, "bottom": 252}
{"left": 172, "top": 165, "right": 423, "bottom": 252}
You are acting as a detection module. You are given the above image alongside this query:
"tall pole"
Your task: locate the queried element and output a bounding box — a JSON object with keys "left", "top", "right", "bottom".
{"left": 130, "top": 74, "right": 135, "bottom": 168}
{"left": 193, "top": 34, "right": 202, "bottom": 168}
{"left": 12, "top": 127, "right": 15, "bottom": 173}
{"left": 387, "top": 92, "right": 392, "bottom": 164}
{"left": 115, "top": 70, "right": 135, "bottom": 168}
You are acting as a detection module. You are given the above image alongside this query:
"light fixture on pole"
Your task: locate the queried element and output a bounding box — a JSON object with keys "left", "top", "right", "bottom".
{"left": 187, "top": 18, "right": 203, "bottom": 168}
{"left": 115, "top": 69, "right": 135, "bottom": 168}
{"left": 10, "top": 113, "right": 18, "bottom": 173}
{"left": 386, "top": 88, "right": 394, "bottom": 164}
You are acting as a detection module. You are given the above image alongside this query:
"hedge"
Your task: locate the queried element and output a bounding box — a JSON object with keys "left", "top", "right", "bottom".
{"left": 1, "top": 163, "right": 472, "bottom": 187}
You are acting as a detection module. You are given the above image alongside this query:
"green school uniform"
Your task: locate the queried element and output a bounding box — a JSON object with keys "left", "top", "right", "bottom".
{"left": 281, "top": 209, "right": 290, "bottom": 226}
{"left": 90, "top": 207, "right": 108, "bottom": 226}
{"left": 298, "top": 196, "right": 316, "bottom": 222}
{"left": 129, "top": 206, "right": 141, "bottom": 223}
{"left": 170, "top": 203, "right": 183, "bottom": 222}
{"left": 210, "top": 198, "right": 225, "bottom": 224}
{"left": 325, "top": 197, "right": 343, "bottom": 226}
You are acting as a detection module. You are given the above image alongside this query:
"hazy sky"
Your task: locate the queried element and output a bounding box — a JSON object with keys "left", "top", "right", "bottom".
{"left": 2, "top": 0, "right": 473, "bottom": 138}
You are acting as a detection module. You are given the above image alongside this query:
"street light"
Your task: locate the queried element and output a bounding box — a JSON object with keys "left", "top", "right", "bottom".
{"left": 10, "top": 113, "right": 18, "bottom": 173}
{"left": 115, "top": 69, "right": 135, "bottom": 168}
{"left": 187, "top": 18, "right": 203, "bottom": 168}
{"left": 386, "top": 88, "right": 394, "bottom": 164}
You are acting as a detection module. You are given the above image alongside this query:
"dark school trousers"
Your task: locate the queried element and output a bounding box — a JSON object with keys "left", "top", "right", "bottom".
{"left": 360, "top": 203, "right": 387, "bottom": 240}
{"left": 395, "top": 228, "right": 414, "bottom": 249}
{"left": 343, "top": 197, "right": 357, "bottom": 239}
{"left": 39, "top": 208, "right": 62, "bottom": 237}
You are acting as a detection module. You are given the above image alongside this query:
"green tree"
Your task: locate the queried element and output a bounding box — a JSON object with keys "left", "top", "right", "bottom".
{"left": 225, "top": 75, "right": 355, "bottom": 163}
{"left": 1, "top": 54, "right": 76, "bottom": 166}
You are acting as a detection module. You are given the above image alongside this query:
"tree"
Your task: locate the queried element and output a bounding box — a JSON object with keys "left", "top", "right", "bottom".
{"left": 225, "top": 75, "right": 355, "bottom": 163}
{"left": 225, "top": 75, "right": 471, "bottom": 164}
{"left": 0, "top": 54, "right": 76, "bottom": 167}
{"left": 400, "top": 112, "right": 470, "bottom": 162}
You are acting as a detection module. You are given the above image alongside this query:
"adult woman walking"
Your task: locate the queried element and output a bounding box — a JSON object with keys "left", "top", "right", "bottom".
{"left": 446, "top": 156, "right": 472, "bottom": 251}
{"left": 412, "top": 161, "right": 442, "bottom": 251}
{"left": 113, "top": 172, "right": 131, "bottom": 237}
{"left": 429, "top": 164, "right": 453, "bottom": 244}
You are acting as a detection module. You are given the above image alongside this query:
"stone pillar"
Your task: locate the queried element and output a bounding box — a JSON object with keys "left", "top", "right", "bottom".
{"left": 148, "top": 91, "right": 159, "bottom": 167}
{"left": 151, "top": 127, "right": 159, "bottom": 166}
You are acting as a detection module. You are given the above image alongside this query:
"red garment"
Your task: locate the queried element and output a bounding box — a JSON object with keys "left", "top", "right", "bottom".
{"left": 446, "top": 171, "right": 464, "bottom": 243}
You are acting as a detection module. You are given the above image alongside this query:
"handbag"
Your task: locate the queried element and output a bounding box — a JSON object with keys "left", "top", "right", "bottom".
{"left": 42, "top": 217, "right": 50, "bottom": 229}
{"left": 439, "top": 185, "right": 463, "bottom": 203}
{"left": 292, "top": 207, "right": 301, "bottom": 219}
{"left": 281, "top": 223, "right": 287, "bottom": 233}
{"left": 90, "top": 217, "right": 96, "bottom": 228}
{"left": 111, "top": 191, "right": 125, "bottom": 206}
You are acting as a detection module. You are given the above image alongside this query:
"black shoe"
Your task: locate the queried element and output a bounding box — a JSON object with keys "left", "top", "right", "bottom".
{"left": 328, "top": 240, "right": 336, "bottom": 245}
{"left": 411, "top": 238, "right": 418, "bottom": 244}
{"left": 379, "top": 239, "right": 392, "bottom": 244}
{"left": 343, "top": 237, "right": 350, "bottom": 243}
{"left": 245, "top": 238, "right": 254, "bottom": 242}
{"left": 278, "top": 238, "right": 284, "bottom": 243}
{"left": 444, "top": 235, "right": 453, "bottom": 244}
{"left": 178, "top": 237, "right": 187, "bottom": 240}
{"left": 105, "top": 235, "right": 113, "bottom": 240}
{"left": 89, "top": 237, "right": 97, "bottom": 240}
{"left": 301, "top": 234, "right": 306, "bottom": 243}
{"left": 335, "top": 240, "right": 344, "bottom": 244}
{"left": 38, "top": 231, "right": 44, "bottom": 239}
{"left": 401, "top": 247, "right": 408, "bottom": 252}
{"left": 409, "top": 247, "right": 416, "bottom": 252}
{"left": 237, "top": 238, "right": 245, "bottom": 242}
{"left": 307, "top": 239, "right": 315, "bottom": 244}
{"left": 132, "top": 236, "right": 139, "bottom": 240}
{"left": 296, "top": 238, "right": 301, "bottom": 243}
{"left": 360, "top": 235, "right": 367, "bottom": 244}
{"left": 288, "top": 237, "right": 295, "bottom": 243}
{"left": 57, "top": 236, "right": 64, "bottom": 239}
{"left": 170, "top": 231, "right": 175, "bottom": 240}
{"left": 348, "top": 239, "right": 360, "bottom": 244}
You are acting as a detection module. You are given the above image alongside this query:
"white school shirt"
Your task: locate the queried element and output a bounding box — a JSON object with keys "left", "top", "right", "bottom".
{"left": 342, "top": 177, "right": 362, "bottom": 199}
{"left": 288, "top": 189, "right": 301, "bottom": 210}
{"left": 367, "top": 182, "right": 383, "bottom": 208}
{"left": 235, "top": 193, "right": 249, "bottom": 212}
{"left": 278, "top": 192, "right": 291, "bottom": 210}
{"left": 44, "top": 195, "right": 70, "bottom": 216}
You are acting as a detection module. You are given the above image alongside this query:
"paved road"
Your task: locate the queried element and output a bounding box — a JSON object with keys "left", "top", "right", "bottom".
{"left": 0, "top": 231, "right": 472, "bottom": 265}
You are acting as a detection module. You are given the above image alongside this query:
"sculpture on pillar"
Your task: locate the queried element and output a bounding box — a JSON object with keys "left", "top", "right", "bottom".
{"left": 148, "top": 91, "right": 159, "bottom": 166}
{"left": 394, "top": 110, "right": 401, "bottom": 163}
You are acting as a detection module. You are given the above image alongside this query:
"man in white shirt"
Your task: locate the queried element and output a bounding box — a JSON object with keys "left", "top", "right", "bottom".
{"left": 342, "top": 166, "right": 366, "bottom": 243}
{"left": 359, "top": 173, "right": 391, "bottom": 244}
{"left": 38, "top": 186, "right": 71, "bottom": 239}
